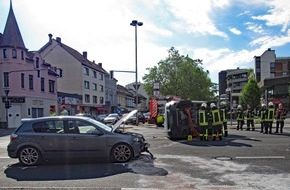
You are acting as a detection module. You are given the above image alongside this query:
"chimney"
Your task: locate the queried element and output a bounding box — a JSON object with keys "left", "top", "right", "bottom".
{"left": 83, "top": 51, "right": 87, "bottom": 59}
{"left": 48, "top": 33, "right": 53, "bottom": 42}
{"left": 56, "top": 37, "right": 61, "bottom": 43}
{"left": 98, "top": 63, "right": 102, "bottom": 67}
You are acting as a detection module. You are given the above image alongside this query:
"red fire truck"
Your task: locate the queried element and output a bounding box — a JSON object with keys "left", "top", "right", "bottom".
{"left": 148, "top": 96, "right": 181, "bottom": 126}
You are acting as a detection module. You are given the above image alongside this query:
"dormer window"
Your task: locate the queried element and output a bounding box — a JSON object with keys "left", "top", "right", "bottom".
{"left": 36, "top": 57, "right": 39, "bottom": 68}
{"left": 12, "top": 49, "right": 17, "bottom": 58}
{"left": 3, "top": 49, "right": 7, "bottom": 58}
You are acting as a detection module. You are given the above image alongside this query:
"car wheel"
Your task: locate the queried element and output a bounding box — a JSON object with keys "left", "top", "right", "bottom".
{"left": 111, "top": 143, "right": 133, "bottom": 163}
{"left": 18, "top": 146, "right": 41, "bottom": 166}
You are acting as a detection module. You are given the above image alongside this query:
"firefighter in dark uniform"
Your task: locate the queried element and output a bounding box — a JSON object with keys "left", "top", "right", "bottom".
{"left": 264, "top": 102, "right": 275, "bottom": 134}
{"left": 220, "top": 101, "right": 228, "bottom": 137}
{"left": 260, "top": 104, "right": 266, "bottom": 133}
{"left": 246, "top": 104, "right": 255, "bottom": 131}
{"left": 236, "top": 105, "right": 244, "bottom": 130}
{"left": 275, "top": 103, "right": 286, "bottom": 133}
{"left": 209, "top": 103, "right": 223, "bottom": 141}
{"left": 198, "top": 103, "right": 209, "bottom": 141}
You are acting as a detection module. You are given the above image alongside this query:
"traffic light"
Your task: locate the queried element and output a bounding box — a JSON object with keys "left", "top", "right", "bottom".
{"left": 5, "top": 100, "right": 11, "bottom": 109}
{"left": 110, "top": 70, "right": 114, "bottom": 79}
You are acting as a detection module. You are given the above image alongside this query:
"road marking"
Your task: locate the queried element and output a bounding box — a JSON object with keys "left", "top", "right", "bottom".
{"left": 0, "top": 156, "right": 10, "bottom": 158}
{"left": 235, "top": 156, "right": 285, "bottom": 159}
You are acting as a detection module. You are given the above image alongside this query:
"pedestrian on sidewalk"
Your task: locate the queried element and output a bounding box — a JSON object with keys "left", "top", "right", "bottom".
{"left": 260, "top": 104, "right": 266, "bottom": 133}
{"left": 246, "top": 104, "right": 255, "bottom": 131}
{"left": 264, "top": 102, "right": 275, "bottom": 134}
{"left": 237, "top": 105, "right": 244, "bottom": 130}
{"left": 275, "top": 103, "right": 286, "bottom": 133}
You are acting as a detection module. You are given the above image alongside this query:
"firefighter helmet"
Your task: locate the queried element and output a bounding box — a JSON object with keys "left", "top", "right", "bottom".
{"left": 261, "top": 104, "right": 266, "bottom": 108}
{"left": 201, "top": 103, "right": 207, "bottom": 108}
{"left": 210, "top": 103, "right": 216, "bottom": 108}
{"left": 237, "top": 105, "right": 242, "bottom": 109}
{"left": 220, "top": 101, "right": 226, "bottom": 107}
{"left": 268, "top": 102, "right": 274, "bottom": 107}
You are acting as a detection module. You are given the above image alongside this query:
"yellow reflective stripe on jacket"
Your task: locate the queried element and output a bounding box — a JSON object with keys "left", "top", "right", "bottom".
{"left": 212, "top": 109, "right": 222, "bottom": 126}
{"left": 199, "top": 110, "right": 208, "bottom": 126}
{"left": 265, "top": 108, "right": 275, "bottom": 122}
{"left": 220, "top": 109, "right": 227, "bottom": 122}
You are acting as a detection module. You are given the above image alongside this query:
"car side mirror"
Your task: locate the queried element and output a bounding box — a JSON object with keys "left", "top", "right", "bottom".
{"left": 92, "top": 130, "right": 103, "bottom": 136}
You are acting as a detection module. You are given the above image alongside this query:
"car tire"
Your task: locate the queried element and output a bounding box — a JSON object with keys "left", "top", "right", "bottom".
{"left": 18, "top": 146, "right": 42, "bottom": 166}
{"left": 111, "top": 143, "right": 133, "bottom": 163}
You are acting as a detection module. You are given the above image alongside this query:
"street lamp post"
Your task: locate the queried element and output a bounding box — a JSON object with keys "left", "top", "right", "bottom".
{"left": 130, "top": 20, "right": 143, "bottom": 125}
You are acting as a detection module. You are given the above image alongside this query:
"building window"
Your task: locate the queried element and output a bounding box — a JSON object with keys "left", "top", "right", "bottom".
{"left": 4, "top": 72, "right": 9, "bottom": 88}
{"left": 29, "top": 75, "right": 34, "bottom": 90}
{"left": 41, "top": 78, "right": 45, "bottom": 92}
{"left": 270, "top": 72, "right": 275, "bottom": 78}
{"left": 84, "top": 67, "right": 89, "bottom": 76}
{"left": 49, "top": 80, "right": 55, "bottom": 93}
{"left": 270, "top": 62, "right": 275, "bottom": 68}
{"left": 84, "top": 81, "right": 90, "bottom": 89}
{"left": 100, "top": 96, "right": 104, "bottom": 104}
{"left": 85, "top": 94, "right": 90, "bottom": 103}
{"left": 93, "top": 96, "right": 97, "bottom": 103}
{"left": 21, "top": 73, "right": 25, "bottom": 88}
{"left": 283, "top": 72, "right": 288, "bottom": 76}
{"left": 12, "top": 49, "right": 17, "bottom": 58}
{"left": 99, "top": 73, "right": 104, "bottom": 80}
{"left": 3, "top": 49, "right": 7, "bottom": 59}
{"left": 36, "top": 57, "right": 40, "bottom": 68}
{"left": 92, "top": 83, "right": 97, "bottom": 91}
{"left": 93, "top": 71, "right": 97, "bottom": 78}
{"left": 21, "top": 51, "right": 24, "bottom": 60}
{"left": 100, "top": 85, "right": 104, "bottom": 92}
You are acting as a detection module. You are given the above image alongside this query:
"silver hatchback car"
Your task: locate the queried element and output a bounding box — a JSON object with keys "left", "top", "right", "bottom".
{"left": 7, "top": 110, "right": 149, "bottom": 166}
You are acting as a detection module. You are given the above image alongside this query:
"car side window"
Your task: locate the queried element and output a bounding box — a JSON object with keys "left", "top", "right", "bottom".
{"left": 67, "top": 120, "right": 101, "bottom": 134}
{"left": 32, "top": 121, "right": 64, "bottom": 133}
{"left": 32, "top": 122, "right": 50, "bottom": 133}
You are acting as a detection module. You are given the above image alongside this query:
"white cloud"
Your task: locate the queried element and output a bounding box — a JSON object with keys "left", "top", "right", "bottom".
{"left": 166, "top": 0, "right": 228, "bottom": 38}
{"left": 251, "top": 0, "right": 290, "bottom": 33}
{"left": 229, "top": 27, "right": 242, "bottom": 35}
{"left": 245, "top": 22, "right": 266, "bottom": 34}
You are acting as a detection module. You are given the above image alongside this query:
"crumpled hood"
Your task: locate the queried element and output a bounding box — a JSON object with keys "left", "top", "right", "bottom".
{"left": 111, "top": 110, "right": 138, "bottom": 132}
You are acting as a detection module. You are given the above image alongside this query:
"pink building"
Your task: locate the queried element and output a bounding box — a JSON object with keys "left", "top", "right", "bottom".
{"left": 0, "top": 1, "right": 58, "bottom": 128}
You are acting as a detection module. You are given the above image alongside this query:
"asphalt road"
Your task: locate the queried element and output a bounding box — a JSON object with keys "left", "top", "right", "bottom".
{"left": 0, "top": 122, "right": 290, "bottom": 189}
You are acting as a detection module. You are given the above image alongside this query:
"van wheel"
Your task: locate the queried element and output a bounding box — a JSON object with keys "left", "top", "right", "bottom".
{"left": 111, "top": 143, "right": 133, "bottom": 163}
{"left": 18, "top": 146, "right": 41, "bottom": 166}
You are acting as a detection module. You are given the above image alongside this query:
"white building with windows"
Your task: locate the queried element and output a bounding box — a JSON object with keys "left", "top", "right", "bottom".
{"left": 39, "top": 35, "right": 106, "bottom": 116}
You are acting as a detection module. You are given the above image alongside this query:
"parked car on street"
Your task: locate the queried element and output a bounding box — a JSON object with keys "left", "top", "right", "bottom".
{"left": 103, "top": 113, "right": 120, "bottom": 125}
{"left": 125, "top": 113, "right": 146, "bottom": 125}
{"left": 96, "top": 114, "right": 108, "bottom": 123}
{"left": 7, "top": 110, "right": 149, "bottom": 166}
{"left": 143, "top": 112, "right": 150, "bottom": 122}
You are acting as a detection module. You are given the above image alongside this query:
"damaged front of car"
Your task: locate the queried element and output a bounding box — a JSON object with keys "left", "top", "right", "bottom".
{"left": 111, "top": 110, "right": 153, "bottom": 160}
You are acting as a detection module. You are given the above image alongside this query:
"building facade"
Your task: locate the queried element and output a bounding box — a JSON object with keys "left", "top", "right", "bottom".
{"left": 219, "top": 68, "right": 249, "bottom": 108}
{"left": 0, "top": 2, "right": 58, "bottom": 128}
{"left": 39, "top": 36, "right": 106, "bottom": 116}
{"left": 255, "top": 48, "right": 290, "bottom": 109}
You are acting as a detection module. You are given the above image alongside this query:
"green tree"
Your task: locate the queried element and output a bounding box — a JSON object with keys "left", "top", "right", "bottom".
{"left": 239, "top": 77, "right": 261, "bottom": 108}
{"left": 143, "top": 47, "right": 215, "bottom": 101}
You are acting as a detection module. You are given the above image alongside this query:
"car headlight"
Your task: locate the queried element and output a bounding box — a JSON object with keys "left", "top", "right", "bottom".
{"left": 133, "top": 137, "right": 141, "bottom": 142}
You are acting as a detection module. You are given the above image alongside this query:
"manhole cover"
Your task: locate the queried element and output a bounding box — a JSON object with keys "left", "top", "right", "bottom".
{"left": 213, "top": 156, "right": 233, "bottom": 161}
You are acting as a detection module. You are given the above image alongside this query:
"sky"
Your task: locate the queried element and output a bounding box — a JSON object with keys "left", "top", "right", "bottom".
{"left": 1, "top": 0, "right": 290, "bottom": 86}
